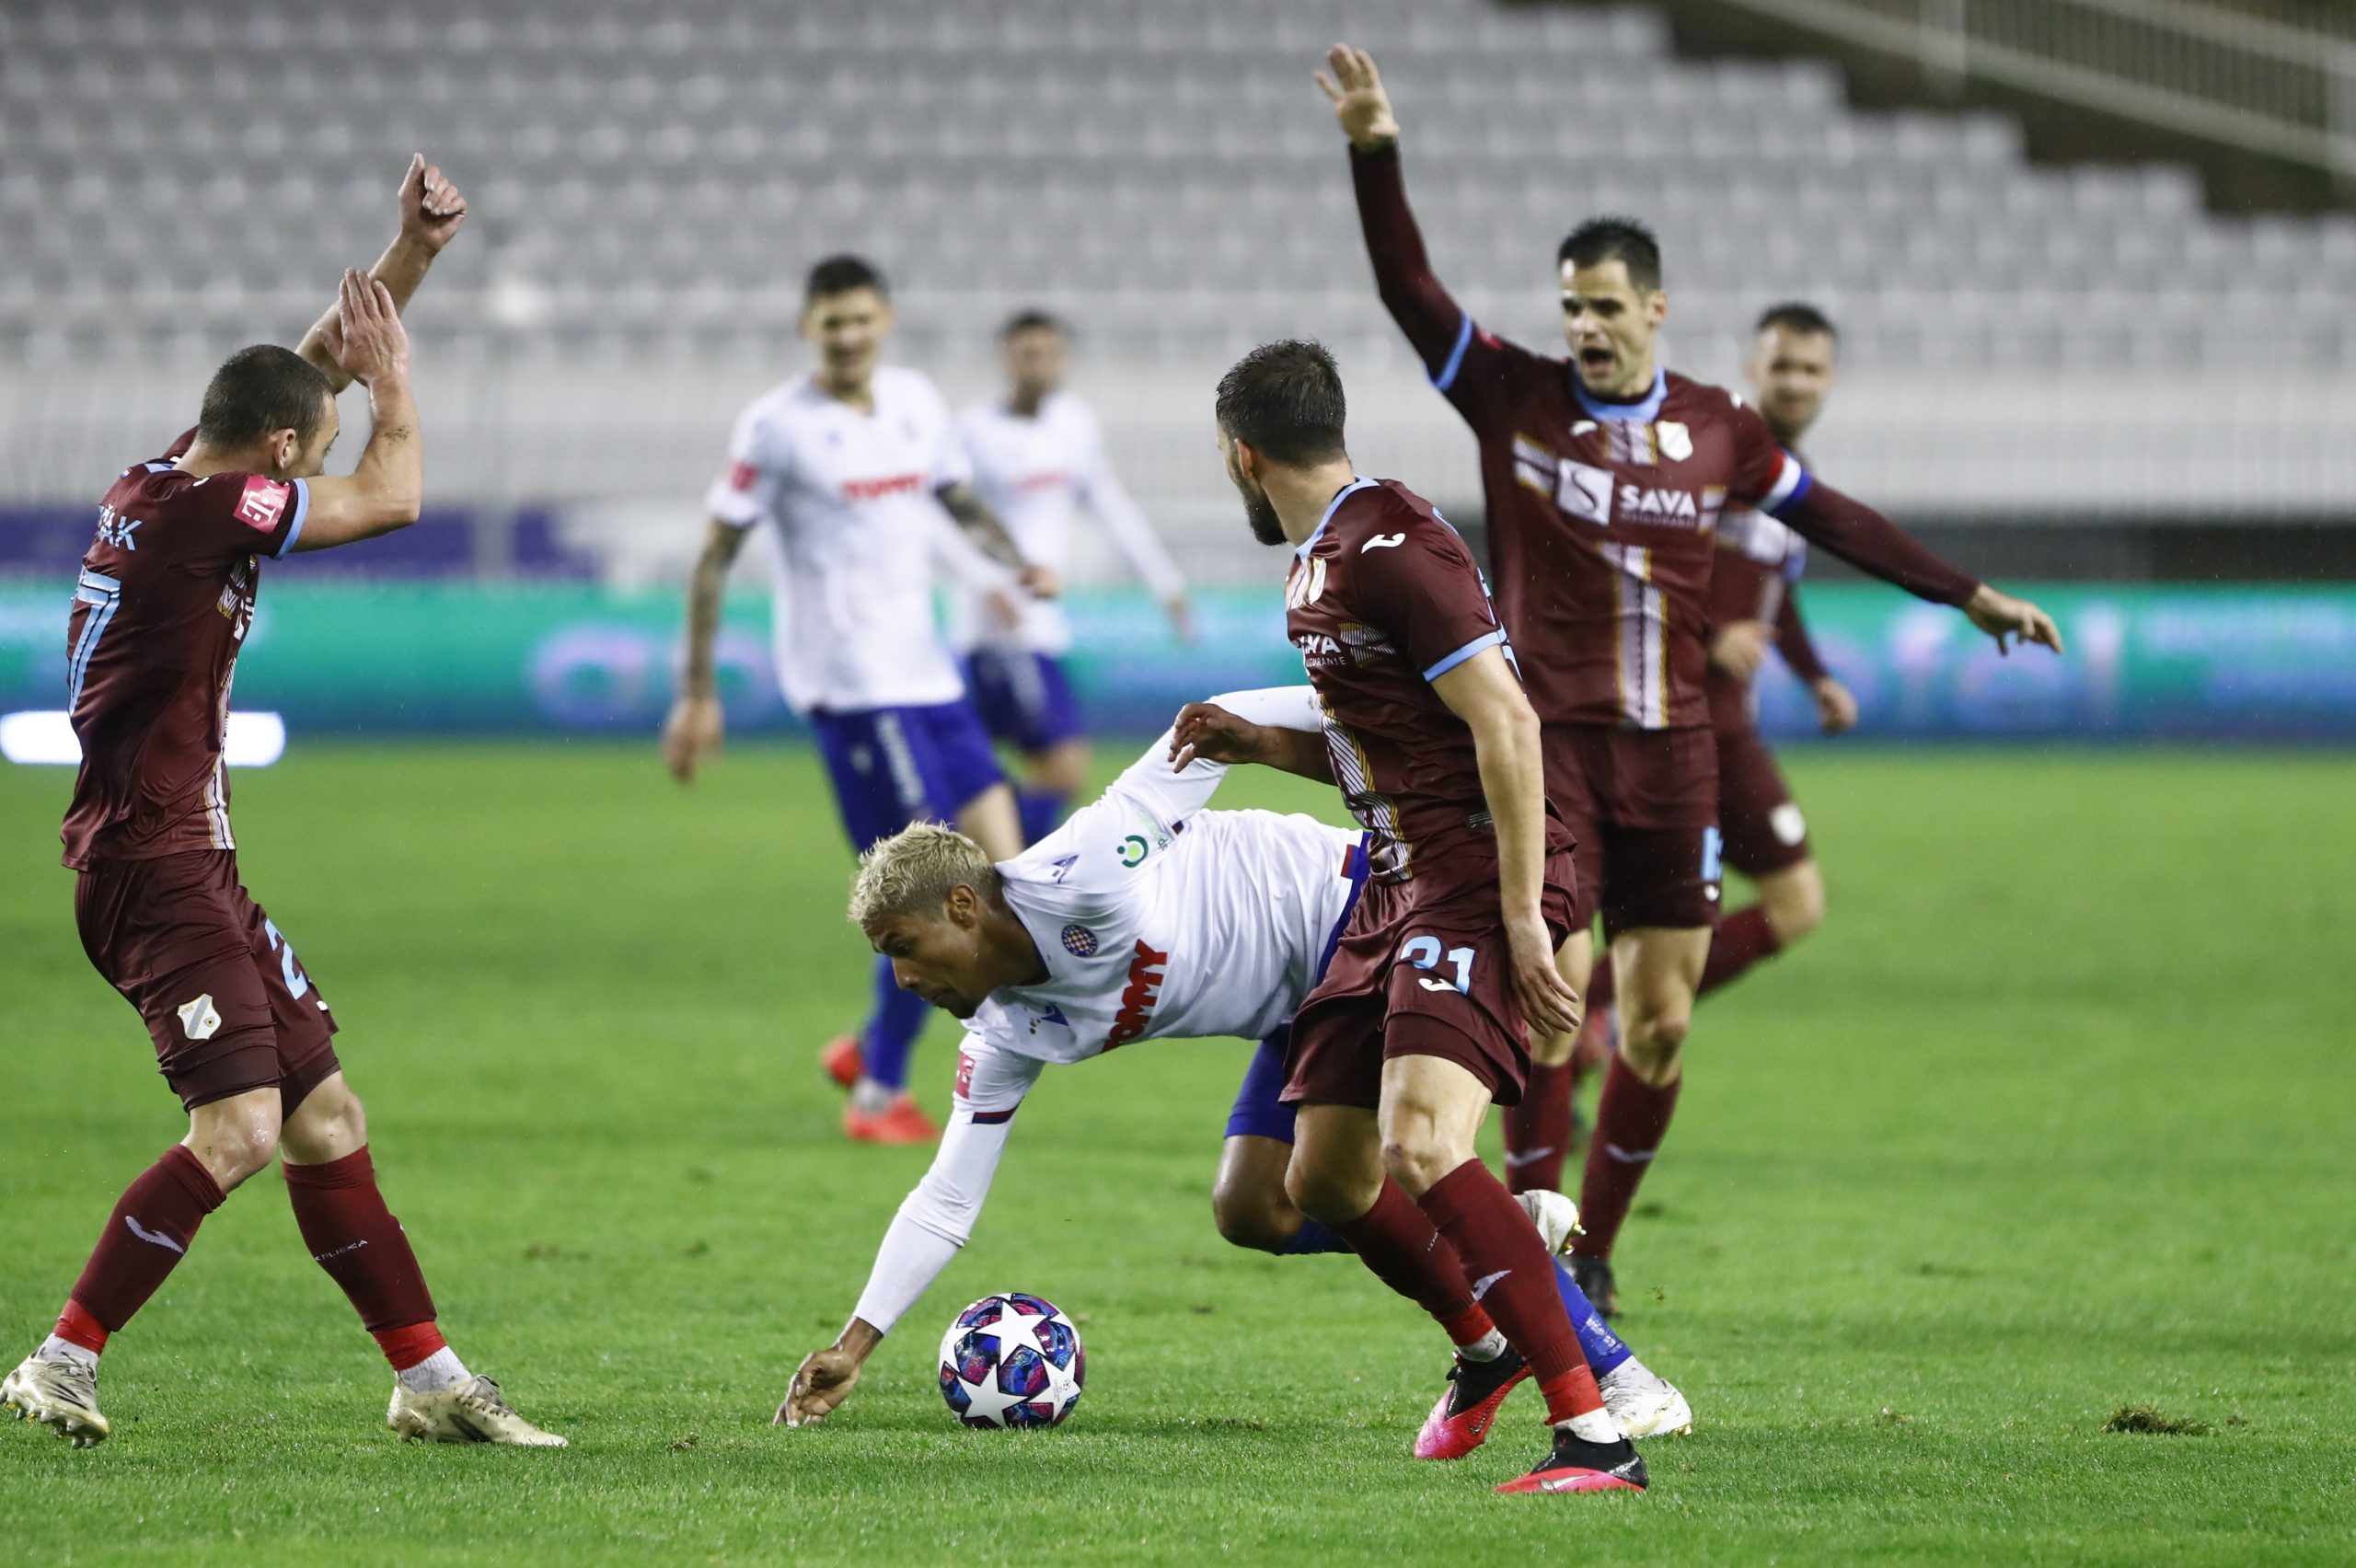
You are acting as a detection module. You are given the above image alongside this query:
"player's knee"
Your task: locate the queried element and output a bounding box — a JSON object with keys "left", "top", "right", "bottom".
{"left": 190, "top": 1100, "right": 282, "bottom": 1187}
{"left": 1377, "top": 1131, "right": 1461, "bottom": 1200}
{"left": 1620, "top": 1010, "right": 1689, "bottom": 1084}
{"left": 1283, "top": 1154, "right": 1372, "bottom": 1227}
{"left": 1765, "top": 865, "right": 1825, "bottom": 943}
{"left": 283, "top": 1079, "right": 367, "bottom": 1161}
{"left": 1211, "top": 1184, "right": 1299, "bottom": 1253}
{"left": 1530, "top": 1022, "right": 1579, "bottom": 1068}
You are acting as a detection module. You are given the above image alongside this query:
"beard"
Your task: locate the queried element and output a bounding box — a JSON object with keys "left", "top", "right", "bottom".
{"left": 1241, "top": 488, "right": 1288, "bottom": 547}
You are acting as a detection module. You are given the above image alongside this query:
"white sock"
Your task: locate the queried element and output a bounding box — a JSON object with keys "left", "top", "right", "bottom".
{"left": 1557, "top": 1407, "right": 1621, "bottom": 1445}
{"left": 1599, "top": 1355, "right": 1651, "bottom": 1389}
{"left": 395, "top": 1345, "right": 471, "bottom": 1395}
{"left": 36, "top": 1335, "right": 98, "bottom": 1372}
{"left": 849, "top": 1078, "right": 894, "bottom": 1115}
{"left": 1456, "top": 1328, "right": 1509, "bottom": 1363}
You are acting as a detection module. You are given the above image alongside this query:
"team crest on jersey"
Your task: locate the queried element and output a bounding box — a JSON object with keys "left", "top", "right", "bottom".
{"left": 1060, "top": 923, "right": 1100, "bottom": 957}
{"left": 1656, "top": 421, "right": 1693, "bottom": 461}
{"left": 177, "top": 994, "right": 223, "bottom": 1042}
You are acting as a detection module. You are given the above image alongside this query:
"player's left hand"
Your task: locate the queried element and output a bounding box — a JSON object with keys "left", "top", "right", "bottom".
{"left": 1812, "top": 675, "right": 1858, "bottom": 734}
{"left": 777, "top": 1344, "right": 864, "bottom": 1428}
{"left": 397, "top": 153, "right": 468, "bottom": 253}
{"left": 1709, "top": 619, "right": 1772, "bottom": 682}
{"left": 1963, "top": 585, "right": 2063, "bottom": 656}
{"left": 1019, "top": 563, "right": 1062, "bottom": 600}
{"left": 1317, "top": 43, "right": 1401, "bottom": 150}
{"left": 1168, "top": 701, "right": 1270, "bottom": 770}
{"left": 1505, "top": 912, "right": 1582, "bottom": 1041}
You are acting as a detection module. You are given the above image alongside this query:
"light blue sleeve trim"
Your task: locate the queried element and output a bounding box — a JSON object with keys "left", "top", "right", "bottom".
{"left": 274, "top": 478, "right": 310, "bottom": 558}
{"left": 1431, "top": 312, "right": 1475, "bottom": 393}
{"left": 1422, "top": 628, "right": 1505, "bottom": 683}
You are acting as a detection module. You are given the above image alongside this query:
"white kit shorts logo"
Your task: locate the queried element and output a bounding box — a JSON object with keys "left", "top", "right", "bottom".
{"left": 177, "top": 994, "right": 223, "bottom": 1042}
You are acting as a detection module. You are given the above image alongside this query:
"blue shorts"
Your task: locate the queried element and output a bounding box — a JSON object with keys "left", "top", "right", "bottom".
{"left": 964, "top": 648, "right": 1085, "bottom": 754}
{"left": 809, "top": 700, "right": 1007, "bottom": 853}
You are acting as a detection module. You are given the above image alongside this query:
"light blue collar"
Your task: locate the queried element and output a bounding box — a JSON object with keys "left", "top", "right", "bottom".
{"left": 1572, "top": 365, "right": 1667, "bottom": 423}
{"left": 1295, "top": 476, "right": 1380, "bottom": 559}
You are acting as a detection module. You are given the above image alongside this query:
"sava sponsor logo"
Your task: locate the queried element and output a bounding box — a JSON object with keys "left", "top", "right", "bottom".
{"left": 1103, "top": 940, "right": 1169, "bottom": 1047}
{"left": 1293, "top": 623, "right": 1394, "bottom": 667}
{"left": 1616, "top": 484, "right": 1703, "bottom": 523}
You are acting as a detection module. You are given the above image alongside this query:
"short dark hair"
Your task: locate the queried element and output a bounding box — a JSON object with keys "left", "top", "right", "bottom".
{"left": 999, "top": 308, "right": 1066, "bottom": 340}
{"left": 195, "top": 345, "right": 334, "bottom": 450}
{"left": 1215, "top": 340, "right": 1347, "bottom": 467}
{"left": 1754, "top": 300, "right": 1840, "bottom": 342}
{"left": 1558, "top": 217, "right": 1663, "bottom": 293}
{"left": 805, "top": 254, "right": 887, "bottom": 305}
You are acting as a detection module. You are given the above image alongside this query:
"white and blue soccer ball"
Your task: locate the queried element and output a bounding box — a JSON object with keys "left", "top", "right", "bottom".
{"left": 937, "top": 1292, "right": 1086, "bottom": 1429}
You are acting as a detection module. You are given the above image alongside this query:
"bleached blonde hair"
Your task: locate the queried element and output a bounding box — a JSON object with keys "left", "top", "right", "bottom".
{"left": 848, "top": 822, "right": 1002, "bottom": 932}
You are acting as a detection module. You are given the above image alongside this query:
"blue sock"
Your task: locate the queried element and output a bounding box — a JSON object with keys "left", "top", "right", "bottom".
{"left": 1556, "top": 1258, "right": 1634, "bottom": 1376}
{"left": 1015, "top": 787, "right": 1068, "bottom": 846}
{"left": 860, "top": 954, "right": 930, "bottom": 1091}
{"left": 1277, "top": 1219, "right": 1350, "bottom": 1255}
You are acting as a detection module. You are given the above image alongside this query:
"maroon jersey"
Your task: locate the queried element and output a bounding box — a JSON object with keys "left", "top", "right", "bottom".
{"left": 1351, "top": 143, "right": 1976, "bottom": 732}
{"left": 1285, "top": 476, "right": 1569, "bottom": 883}
{"left": 60, "top": 430, "right": 309, "bottom": 868}
{"left": 1703, "top": 502, "right": 1828, "bottom": 732}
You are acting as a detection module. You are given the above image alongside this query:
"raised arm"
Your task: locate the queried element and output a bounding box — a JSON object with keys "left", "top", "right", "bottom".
{"left": 778, "top": 1045, "right": 1045, "bottom": 1428}
{"left": 1168, "top": 693, "right": 1336, "bottom": 785}
{"left": 295, "top": 156, "right": 467, "bottom": 396}
{"left": 1077, "top": 435, "right": 1190, "bottom": 637}
{"left": 1430, "top": 648, "right": 1582, "bottom": 1040}
{"left": 1318, "top": 44, "right": 1468, "bottom": 374}
{"left": 289, "top": 271, "right": 422, "bottom": 551}
{"left": 662, "top": 519, "right": 752, "bottom": 784}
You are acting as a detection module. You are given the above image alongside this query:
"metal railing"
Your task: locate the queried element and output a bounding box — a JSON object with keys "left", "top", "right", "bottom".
{"left": 1709, "top": 0, "right": 2356, "bottom": 185}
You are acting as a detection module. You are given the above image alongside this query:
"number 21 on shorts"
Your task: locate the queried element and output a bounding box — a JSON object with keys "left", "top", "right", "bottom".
{"left": 1401, "top": 935, "right": 1474, "bottom": 994}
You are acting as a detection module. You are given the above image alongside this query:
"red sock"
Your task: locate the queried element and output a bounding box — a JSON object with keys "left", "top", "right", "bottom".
{"left": 1416, "top": 1159, "right": 1603, "bottom": 1423}
{"left": 1331, "top": 1177, "right": 1496, "bottom": 1348}
{"left": 1697, "top": 905, "right": 1784, "bottom": 997}
{"left": 283, "top": 1147, "right": 444, "bottom": 1369}
{"left": 1574, "top": 1055, "right": 1682, "bottom": 1261}
{"left": 58, "top": 1144, "right": 225, "bottom": 1349}
{"left": 1501, "top": 1060, "right": 1573, "bottom": 1194}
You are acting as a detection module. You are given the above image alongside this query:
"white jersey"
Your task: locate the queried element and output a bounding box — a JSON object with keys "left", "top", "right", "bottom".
{"left": 707, "top": 366, "right": 1004, "bottom": 713}
{"left": 847, "top": 688, "right": 1363, "bottom": 1335}
{"left": 950, "top": 392, "right": 1184, "bottom": 656}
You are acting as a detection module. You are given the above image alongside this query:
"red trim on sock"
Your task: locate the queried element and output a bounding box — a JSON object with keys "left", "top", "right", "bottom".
{"left": 281, "top": 1145, "right": 375, "bottom": 1191}
{"left": 1538, "top": 1366, "right": 1607, "bottom": 1424}
{"left": 1437, "top": 1302, "right": 1498, "bottom": 1349}
{"left": 54, "top": 1300, "right": 109, "bottom": 1355}
{"left": 373, "top": 1320, "right": 447, "bottom": 1372}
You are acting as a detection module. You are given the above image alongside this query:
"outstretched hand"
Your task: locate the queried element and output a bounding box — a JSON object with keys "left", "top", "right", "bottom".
{"left": 1168, "top": 701, "right": 1274, "bottom": 772}
{"left": 321, "top": 269, "right": 410, "bottom": 387}
{"left": 777, "top": 1343, "right": 865, "bottom": 1428}
{"left": 397, "top": 154, "right": 468, "bottom": 253}
{"left": 1963, "top": 585, "right": 2064, "bottom": 656}
{"left": 1316, "top": 43, "right": 1401, "bottom": 150}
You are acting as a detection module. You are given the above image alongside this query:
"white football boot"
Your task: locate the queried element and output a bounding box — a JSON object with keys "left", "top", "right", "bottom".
{"left": 1517, "top": 1189, "right": 1584, "bottom": 1255}
{"left": 387, "top": 1375, "right": 567, "bottom": 1447}
{"left": 1600, "top": 1359, "right": 1694, "bottom": 1438}
{"left": 4, "top": 1353, "right": 110, "bottom": 1447}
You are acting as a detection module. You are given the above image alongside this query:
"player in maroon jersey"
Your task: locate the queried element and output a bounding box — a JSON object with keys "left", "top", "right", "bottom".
{"left": 1180, "top": 339, "right": 1645, "bottom": 1494}
{"left": 4, "top": 159, "right": 562, "bottom": 1449}
{"left": 1572, "top": 304, "right": 1858, "bottom": 1079}
{"left": 1318, "top": 44, "right": 2062, "bottom": 1314}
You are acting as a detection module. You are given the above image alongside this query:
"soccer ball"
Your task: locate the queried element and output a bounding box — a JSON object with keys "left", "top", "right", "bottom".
{"left": 937, "top": 1291, "right": 1085, "bottom": 1429}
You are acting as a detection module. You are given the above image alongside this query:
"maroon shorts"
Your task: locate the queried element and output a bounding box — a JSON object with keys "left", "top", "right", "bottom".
{"left": 1715, "top": 720, "right": 1811, "bottom": 877}
{"left": 1542, "top": 723, "right": 1721, "bottom": 938}
{"left": 1281, "top": 849, "right": 1578, "bottom": 1113}
{"left": 75, "top": 850, "right": 341, "bottom": 1113}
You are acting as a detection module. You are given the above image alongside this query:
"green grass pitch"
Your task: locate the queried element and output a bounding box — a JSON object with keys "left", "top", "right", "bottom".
{"left": 3, "top": 743, "right": 2351, "bottom": 1564}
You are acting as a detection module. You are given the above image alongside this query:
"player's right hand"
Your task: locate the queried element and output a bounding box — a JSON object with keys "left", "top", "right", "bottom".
{"left": 1168, "top": 701, "right": 1269, "bottom": 770}
{"left": 1505, "top": 912, "right": 1583, "bottom": 1041}
{"left": 776, "top": 1344, "right": 864, "bottom": 1428}
{"left": 1709, "top": 619, "right": 1773, "bottom": 682}
{"left": 397, "top": 153, "right": 468, "bottom": 254}
{"left": 1316, "top": 43, "right": 1401, "bottom": 150}
{"left": 1963, "top": 585, "right": 2064, "bottom": 656}
{"left": 1812, "top": 675, "right": 1859, "bottom": 734}
{"left": 662, "top": 693, "right": 724, "bottom": 784}
{"left": 322, "top": 270, "right": 410, "bottom": 387}
{"left": 1018, "top": 563, "right": 1062, "bottom": 600}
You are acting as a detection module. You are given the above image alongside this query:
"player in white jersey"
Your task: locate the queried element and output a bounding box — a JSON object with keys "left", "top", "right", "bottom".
{"left": 772, "top": 690, "right": 1691, "bottom": 1447}
{"left": 953, "top": 311, "right": 1193, "bottom": 843}
{"left": 664, "top": 256, "right": 1058, "bottom": 1147}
